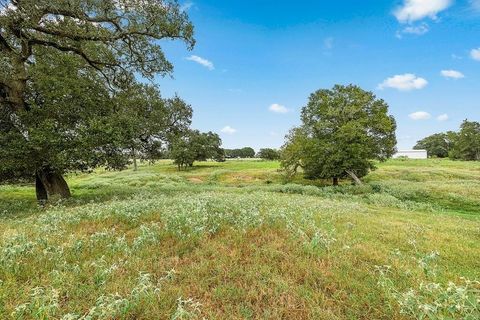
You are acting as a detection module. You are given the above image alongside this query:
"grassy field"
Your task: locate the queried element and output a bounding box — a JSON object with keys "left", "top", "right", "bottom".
{"left": 0, "top": 159, "right": 479, "bottom": 319}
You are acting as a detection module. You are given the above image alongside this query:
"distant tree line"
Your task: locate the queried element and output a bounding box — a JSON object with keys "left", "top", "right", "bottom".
{"left": 224, "top": 147, "right": 256, "bottom": 159}
{"left": 221, "top": 147, "right": 281, "bottom": 160}
{"left": 414, "top": 120, "right": 480, "bottom": 161}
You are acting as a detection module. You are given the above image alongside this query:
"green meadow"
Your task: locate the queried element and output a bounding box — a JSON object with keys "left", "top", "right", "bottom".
{"left": 1, "top": 159, "right": 479, "bottom": 319}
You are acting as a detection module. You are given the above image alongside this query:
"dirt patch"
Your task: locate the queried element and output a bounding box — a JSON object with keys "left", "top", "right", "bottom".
{"left": 231, "top": 174, "right": 255, "bottom": 182}
{"left": 188, "top": 177, "right": 204, "bottom": 183}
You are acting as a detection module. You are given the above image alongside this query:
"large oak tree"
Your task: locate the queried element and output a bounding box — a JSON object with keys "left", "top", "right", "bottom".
{"left": 281, "top": 85, "right": 397, "bottom": 185}
{"left": 0, "top": 0, "right": 194, "bottom": 200}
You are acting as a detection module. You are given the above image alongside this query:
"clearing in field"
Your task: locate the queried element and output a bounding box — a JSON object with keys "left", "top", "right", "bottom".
{"left": 0, "top": 159, "right": 479, "bottom": 319}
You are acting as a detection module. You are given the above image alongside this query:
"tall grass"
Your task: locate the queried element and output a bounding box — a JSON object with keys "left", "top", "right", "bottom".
{"left": 0, "top": 159, "right": 479, "bottom": 319}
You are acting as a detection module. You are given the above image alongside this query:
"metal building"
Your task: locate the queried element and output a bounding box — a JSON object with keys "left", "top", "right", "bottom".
{"left": 393, "top": 150, "right": 428, "bottom": 159}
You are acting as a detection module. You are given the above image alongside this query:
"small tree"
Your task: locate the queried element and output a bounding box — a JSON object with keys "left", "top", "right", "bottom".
{"left": 170, "top": 130, "right": 223, "bottom": 170}
{"left": 281, "top": 85, "right": 397, "bottom": 185}
{"left": 113, "top": 85, "right": 192, "bottom": 170}
{"left": 257, "top": 148, "right": 280, "bottom": 160}
{"left": 190, "top": 131, "right": 223, "bottom": 163}
{"left": 240, "top": 147, "right": 256, "bottom": 158}
{"left": 449, "top": 120, "right": 480, "bottom": 161}
{"left": 170, "top": 136, "right": 196, "bottom": 170}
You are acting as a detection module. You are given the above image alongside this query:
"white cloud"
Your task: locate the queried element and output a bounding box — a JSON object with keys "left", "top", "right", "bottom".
{"left": 378, "top": 74, "right": 428, "bottom": 91}
{"left": 180, "top": 1, "right": 194, "bottom": 12}
{"left": 441, "top": 69, "right": 465, "bottom": 79}
{"left": 324, "top": 37, "right": 334, "bottom": 50}
{"left": 394, "top": 0, "right": 452, "bottom": 23}
{"left": 186, "top": 55, "right": 214, "bottom": 70}
{"left": 220, "top": 126, "right": 237, "bottom": 135}
{"left": 470, "top": 48, "right": 480, "bottom": 61}
{"left": 269, "top": 103, "right": 289, "bottom": 114}
{"left": 437, "top": 114, "right": 449, "bottom": 121}
{"left": 403, "top": 23, "right": 430, "bottom": 35}
{"left": 409, "top": 111, "right": 432, "bottom": 120}
{"left": 396, "top": 23, "right": 430, "bottom": 38}
{"left": 471, "top": 0, "right": 480, "bottom": 11}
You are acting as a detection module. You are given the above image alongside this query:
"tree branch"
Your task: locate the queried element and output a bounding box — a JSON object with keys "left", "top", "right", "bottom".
{"left": 30, "top": 23, "right": 182, "bottom": 43}
{"left": 27, "top": 38, "right": 118, "bottom": 69}
{"left": 346, "top": 170, "right": 363, "bottom": 185}
{"left": 0, "top": 32, "right": 13, "bottom": 52}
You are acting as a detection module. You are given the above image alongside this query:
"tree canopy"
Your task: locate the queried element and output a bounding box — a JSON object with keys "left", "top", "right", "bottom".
{"left": 414, "top": 120, "right": 480, "bottom": 161}
{"left": 224, "top": 147, "right": 255, "bottom": 159}
{"left": 449, "top": 120, "right": 480, "bottom": 161}
{"left": 257, "top": 148, "right": 280, "bottom": 160}
{"left": 1, "top": 49, "right": 117, "bottom": 182}
{"left": 113, "top": 84, "right": 192, "bottom": 170}
{"left": 0, "top": 49, "right": 194, "bottom": 193}
{"left": 170, "top": 130, "right": 223, "bottom": 170}
{"left": 281, "top": 84, "right": 397, "bottom": 185}
{"left": 413, "top": 132, "right": 454, "bottom": 158}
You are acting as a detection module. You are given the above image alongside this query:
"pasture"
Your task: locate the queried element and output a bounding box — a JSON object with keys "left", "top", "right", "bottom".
{"left": 0, "top": 159, "right": 479, "bottom": 319}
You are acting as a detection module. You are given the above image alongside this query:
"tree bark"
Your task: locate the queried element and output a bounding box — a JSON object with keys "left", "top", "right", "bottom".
{"left": 10, "top": 57, "right": 29, "bottom": 112}
{"left": 36, "top": 168, "right": 71, "bottom": 200}
{"left": 346, "top": 170, "right": 363, "bottom": 185}
{"left": 132, "top": 147, "right": 138, "bottom": 171}
{"left": 333, "top": 177, "right": 339, "bottom": 186}
{"left": 35, "top": 174, "right": 48, "bottom": 203}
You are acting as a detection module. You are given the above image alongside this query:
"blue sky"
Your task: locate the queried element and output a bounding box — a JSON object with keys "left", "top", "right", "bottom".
{"left": 156, "top": 0, "right": 480, "bottom": 150}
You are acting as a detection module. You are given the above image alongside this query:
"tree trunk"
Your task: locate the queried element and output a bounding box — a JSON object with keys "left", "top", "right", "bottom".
{"left": 35, "top": 174, "right": 48, "bottom": 203}
{"left": 132, "top": 147, "right": 138, "bottom": 171}
{"left": 36, "top": 168, "right": 71, "bottom": 201}
{"left": 346, "top": 170, "right": 363, "bottom": 185}
{"left": 333, "top": 177, "right": 339, "bottom": 186}
{"left": 9, "top": 57, "right": 29, "bottom": 112}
